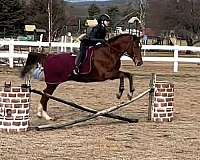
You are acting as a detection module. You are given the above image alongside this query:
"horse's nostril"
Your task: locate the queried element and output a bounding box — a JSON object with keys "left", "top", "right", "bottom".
{"left": 137, "top": 61, "right": 143, "bottom": 66}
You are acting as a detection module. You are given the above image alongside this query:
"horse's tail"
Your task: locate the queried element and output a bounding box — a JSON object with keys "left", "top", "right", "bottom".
{"left": 20, "top": 52, "right": 45, "bottom": 78}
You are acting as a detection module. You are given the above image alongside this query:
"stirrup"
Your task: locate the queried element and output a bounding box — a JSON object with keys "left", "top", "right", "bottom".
{"left": 73, "top": 67, "right": 79, "bottom": 75}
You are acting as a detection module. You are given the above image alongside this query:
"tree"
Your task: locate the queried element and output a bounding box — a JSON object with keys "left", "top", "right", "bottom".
{"left": 88, "top": 4, "right": 100, "bottom": 19}
{"left": 106, "top": 6, "right": 120, "bottom": 30}
{"left": 172, "top": 0, "right": 200, "bottom": 42}
{"left": 116, "top": 0, "right": 147, "bottom": 30}
{"left": 25, "top": 0, "right": 67, "bottom": 41}
{"left": 146, "top": 0, "right": 165, "bottom": 33}
{"left": 0, "top": 0, "right": 25, "bottom": 37}
{"left": 139, "top": 0, "right": 147, "bottom": 28}
{"left": 147, "top": 0, "right": 200, "bottom": 44}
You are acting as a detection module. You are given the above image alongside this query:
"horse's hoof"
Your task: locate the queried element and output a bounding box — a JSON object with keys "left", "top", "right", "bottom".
{"left": 37, "top": 112, "right": 42, "bottom": 118}
{"left": 45, "top": 116, "right": 54, "bottom": 121}
{"left": 116, "top": 93, "right": 122, "bottom": 99}
{"left": 127, "top": 93, "right": 133, "bottom": 100}
{"left": 51, "top": 117, "right": 57, "bottom": 121}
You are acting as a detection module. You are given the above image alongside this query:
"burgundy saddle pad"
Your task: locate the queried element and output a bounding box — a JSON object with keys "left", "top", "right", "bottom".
{"left": 44, "top": 50, "right": 94, "bottom": 84}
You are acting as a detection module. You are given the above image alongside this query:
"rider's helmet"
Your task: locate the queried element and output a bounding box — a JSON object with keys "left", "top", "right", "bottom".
{"left": 98, "top": 14, "right": 111, "bottom": 27}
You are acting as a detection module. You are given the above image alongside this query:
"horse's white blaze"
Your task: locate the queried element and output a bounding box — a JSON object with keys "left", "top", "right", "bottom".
{"left": 37, "top": 103, "right": 52, "bottom": 120}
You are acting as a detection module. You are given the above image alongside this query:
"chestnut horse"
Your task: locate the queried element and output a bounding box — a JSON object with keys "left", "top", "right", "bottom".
{"left": 21, "top": 34, "right": 143, "bottom": 120}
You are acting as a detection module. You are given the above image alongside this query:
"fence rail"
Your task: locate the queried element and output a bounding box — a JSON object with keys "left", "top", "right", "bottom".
{"left": 0, "top": 40, "right": 200, "bottom": 72}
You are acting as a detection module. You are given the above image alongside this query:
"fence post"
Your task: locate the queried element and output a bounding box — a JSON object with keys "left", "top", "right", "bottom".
{"left": 148, "top": 73, "right": 156, "bottom": 121}
{"left": 64, "top": 35, "right": 67, "bottom": 52}
{"left": 61, "top": 36, "right": 64, "bottom": 52}
{"left": 174, "top": 46, "right": 179, "bottom": 72}
{"left": 9, "top": 39, "right": 14, "bottom": 68}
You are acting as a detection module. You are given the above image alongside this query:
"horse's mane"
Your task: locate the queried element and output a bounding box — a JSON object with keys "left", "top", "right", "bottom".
{"left": 107, "top": 34, "right": 138, "bottom": 43}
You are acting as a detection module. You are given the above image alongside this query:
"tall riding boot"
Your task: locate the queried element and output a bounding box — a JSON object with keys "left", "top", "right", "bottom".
{"left": 73, "top": 45, "right": 86, "bottom": 75}
{"left": 73, "top": 53, "right": 81, "bottom": 75}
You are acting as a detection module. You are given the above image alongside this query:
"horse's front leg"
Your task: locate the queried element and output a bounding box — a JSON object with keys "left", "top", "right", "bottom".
{"left": 127, "top": 73, "right": 135, "bottom": 100}
{"left": 116, "top": 77, "right": 124, "bottom": 99}
{"left": 119, "top": 71, "right": 135, "bottom": 100}
{"left": 37, "top": 83, "right": 58, "bottom": 120}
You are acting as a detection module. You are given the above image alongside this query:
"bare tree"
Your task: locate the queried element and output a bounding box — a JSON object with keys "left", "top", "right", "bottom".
{"left": 25, "top": 0, "right": 66, "bottom": 41}
{"left": 122, "top": 0, "right": 147, "bottom": 23}
{"left": 147, "top": 0, "right": 200, "bottom": 44}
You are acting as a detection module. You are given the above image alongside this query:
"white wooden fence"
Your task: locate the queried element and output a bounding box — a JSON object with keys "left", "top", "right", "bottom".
{"left": 0, "top": 40, "right": 200, "bottom": 72}
{"left": 122, "top": 45, "right": 200, "bottom": 72}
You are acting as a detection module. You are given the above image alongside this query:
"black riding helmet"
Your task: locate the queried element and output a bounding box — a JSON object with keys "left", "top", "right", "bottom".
{"left": 98, "top": 14, "right": 111, "bottom": 24}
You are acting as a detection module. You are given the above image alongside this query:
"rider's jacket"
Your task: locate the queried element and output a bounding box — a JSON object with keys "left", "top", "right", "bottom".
{"left": 89, "top": 24, "right": 107, "bottom": 42}
{"left": 80, "top": 23, "right": 108, "bottom": 48}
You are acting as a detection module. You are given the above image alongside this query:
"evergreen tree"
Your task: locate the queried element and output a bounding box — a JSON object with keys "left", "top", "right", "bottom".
{"left": 25, "top": 0, "right": 66, "bottom": 41}
{"left": 0, "top": 0, "right": 25, "bottom": 37}
{"left": 106, "top": 6, "right": 120, "bottom": 29}
{"left": 88, "top": 4, "right": 100, "bottom": 19}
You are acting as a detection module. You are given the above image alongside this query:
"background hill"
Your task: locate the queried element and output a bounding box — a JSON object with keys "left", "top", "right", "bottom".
{"left": 66, "top": 0, "right": 131, "bottom": 6}
{"left": 65, "top": 0, "right": 133, "bottom": 17}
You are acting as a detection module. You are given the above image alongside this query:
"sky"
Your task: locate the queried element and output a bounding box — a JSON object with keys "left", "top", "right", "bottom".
{"left": 66, "top": 0, "right": 110, "bottom": 2}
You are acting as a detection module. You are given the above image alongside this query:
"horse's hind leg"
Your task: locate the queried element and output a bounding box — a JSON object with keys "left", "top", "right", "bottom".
{"left": 37, "top": 83, "right": 58, "bottom": 120}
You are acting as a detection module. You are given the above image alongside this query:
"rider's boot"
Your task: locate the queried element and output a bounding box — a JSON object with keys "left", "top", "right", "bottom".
{"left": 73, "top": 45, "right": 86, "bottom": 75}
{"left": 73, "top": 56, "right": 81, "bottom": 75}
{"left": 73, "top": 65, "right": 80, "bottom": 75}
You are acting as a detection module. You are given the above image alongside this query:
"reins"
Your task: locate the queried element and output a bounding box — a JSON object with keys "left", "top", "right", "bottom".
{"left": 104, "top": 35, "right": 134, "bottom": 56}
{"left": 104, "top": 42, "right": 120, "bottom": 53}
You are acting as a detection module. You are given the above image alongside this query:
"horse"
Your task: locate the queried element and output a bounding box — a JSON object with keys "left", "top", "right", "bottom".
{"left": 21, "top": 33, "right": 143, "bottom": 120}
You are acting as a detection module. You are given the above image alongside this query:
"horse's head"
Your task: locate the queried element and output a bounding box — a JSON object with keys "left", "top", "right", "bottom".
{"left": 107, "top": 34, "right": 143, "bottom": 66}
{"left": 127, "top": 35, "right": 143, "bottom": 66}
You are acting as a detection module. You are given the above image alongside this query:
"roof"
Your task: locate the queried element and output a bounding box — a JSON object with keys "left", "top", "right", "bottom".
{"left": 35, "top": 29, "right": 46, "bottom": 33}
{"left": 24, "top": 25, "right": 36, "bottom": 32}
{"left": 85, "top": 19, "right": 98, "bottom": 27}
{"left": 128, "top": 17, "right": 141, "bottom": 24}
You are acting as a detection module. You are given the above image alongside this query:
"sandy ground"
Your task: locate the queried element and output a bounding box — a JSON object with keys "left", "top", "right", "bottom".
{"left": 0, "top": 62, "right": 200, "bottom": 160}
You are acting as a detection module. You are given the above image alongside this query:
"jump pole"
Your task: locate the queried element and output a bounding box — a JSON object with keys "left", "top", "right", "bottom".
{"left": 30, "top": 89, "right": 138, "bottom": 123}
{"left": 35, "top": 88, "right": 151, "bottom": 130}
{"left": 31, "top": 73, "right": 174, "bottom": 130}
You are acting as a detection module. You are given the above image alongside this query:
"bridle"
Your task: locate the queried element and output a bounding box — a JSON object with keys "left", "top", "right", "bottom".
{"left": 105, "top": 35, "right": 139, "bottom": 59}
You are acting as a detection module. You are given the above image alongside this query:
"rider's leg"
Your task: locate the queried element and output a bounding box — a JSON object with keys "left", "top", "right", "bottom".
{"left": 73, "top": 42, "right": 87, "bottom": 74}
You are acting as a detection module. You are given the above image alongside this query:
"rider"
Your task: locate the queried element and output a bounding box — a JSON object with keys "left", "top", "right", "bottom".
{"left": 73, "top": 14, "right": 111, "bottom": 75}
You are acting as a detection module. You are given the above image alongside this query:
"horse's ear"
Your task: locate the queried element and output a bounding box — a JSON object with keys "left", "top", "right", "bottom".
{"left": 132, "top": 35, "right": 140, "bottom": 41}
{"left": 41, "top": 47, "right": 45, "bottom": 53}
{"left": 132, "top": 35, "right": 137, "bottom": 39}
{"left": 132, "top": 35, "right": 140, "bottom": 40}
{"left": 138, "top": 36, "right": 142, "bottom": 41}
